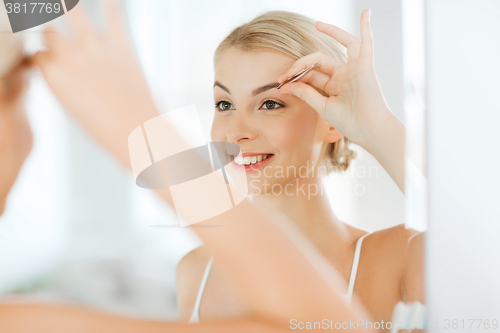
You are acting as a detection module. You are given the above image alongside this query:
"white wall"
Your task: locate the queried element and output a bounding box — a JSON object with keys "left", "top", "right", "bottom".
{"left": 426, "top": 0, "right": 500, "bottom": 327}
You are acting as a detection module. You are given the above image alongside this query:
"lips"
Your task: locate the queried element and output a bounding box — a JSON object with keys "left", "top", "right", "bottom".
{"left": 229, "top": 153, "right": 274, "bottom": 172}
{"left": 234, "top": 153, "right": 273, "bottom": 165}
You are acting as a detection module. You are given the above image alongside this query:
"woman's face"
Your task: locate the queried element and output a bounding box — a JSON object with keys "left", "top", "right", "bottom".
{"left": 211, "top": 48, "right": 337, "bottom": 196}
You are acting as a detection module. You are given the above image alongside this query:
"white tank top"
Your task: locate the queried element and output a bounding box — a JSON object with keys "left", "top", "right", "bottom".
{"left": 188, "top": 232, "right": 370, "bottom": 323}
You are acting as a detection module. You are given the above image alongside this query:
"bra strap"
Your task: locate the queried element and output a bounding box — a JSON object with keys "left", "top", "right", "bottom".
{"left": 346, "top": 233, "right": 370, "bottom": 302}
{"left": 188, "top": 256, "right": 214, "bottom": 323}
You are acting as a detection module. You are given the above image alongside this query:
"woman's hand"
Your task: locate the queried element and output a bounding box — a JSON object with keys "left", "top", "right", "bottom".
{"left": 33, "top": 0, "right": 158, "bottom": 163}
{"left": 0, "top": 58, "right": 33, "bottom": 214}
{"left": 278, "top": 9, "right": 406, "bottom": 192}
{"left": 278, "top": 9, "right": 393, "bottom": 149}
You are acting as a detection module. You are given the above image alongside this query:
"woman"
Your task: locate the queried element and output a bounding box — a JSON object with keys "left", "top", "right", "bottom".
{"left": 1, "top": 2, "right": 422, "bottom": 332}
{"left": 176, "top": 10, "right": 424, "bottom": 326}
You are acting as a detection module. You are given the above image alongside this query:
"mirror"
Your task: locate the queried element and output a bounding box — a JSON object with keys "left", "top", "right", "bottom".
{"left": 0, "top": 0, "right": 428, "bottom": 331}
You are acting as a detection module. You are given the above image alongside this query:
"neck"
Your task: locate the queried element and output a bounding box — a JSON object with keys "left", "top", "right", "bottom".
{"left": 252, "top": 175, "right": 351, "bottom": 257}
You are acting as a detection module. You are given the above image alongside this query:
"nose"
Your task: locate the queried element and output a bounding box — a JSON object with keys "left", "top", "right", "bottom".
{"left": 225, "top": 109, "right": 258, "bottom": 144}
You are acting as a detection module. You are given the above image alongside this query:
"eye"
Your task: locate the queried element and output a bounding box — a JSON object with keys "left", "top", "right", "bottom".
{"left": 215, "top": 99, "right": 284, "bottom": 112}
{"left": 261, "top": 99, "right": 284, "bottom": 110}
{"left": 214, "top": 100, "right": 235, "bottom": 112}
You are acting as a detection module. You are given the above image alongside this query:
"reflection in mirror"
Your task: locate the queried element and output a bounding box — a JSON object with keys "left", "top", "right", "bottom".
{"left": 0, "top": 0, "right": 427, "bottom": 332}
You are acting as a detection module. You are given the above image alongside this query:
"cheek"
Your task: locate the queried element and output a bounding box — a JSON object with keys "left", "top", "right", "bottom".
{"left": 268, "top": 112, "right": 319, "bottom": 153}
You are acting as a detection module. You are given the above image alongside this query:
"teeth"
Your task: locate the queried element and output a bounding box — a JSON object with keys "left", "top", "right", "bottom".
{"left": 233, "top": 154, "right": 271, "bottom": 165}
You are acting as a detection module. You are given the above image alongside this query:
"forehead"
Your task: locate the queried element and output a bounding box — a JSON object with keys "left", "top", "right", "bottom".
{"left": 215, "top": 48, "right": 295, "bottom": 90}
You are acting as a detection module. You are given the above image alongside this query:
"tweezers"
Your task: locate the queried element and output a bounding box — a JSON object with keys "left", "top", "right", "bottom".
{"left": 276, "top": 62, "right": 321, "bottom": 90}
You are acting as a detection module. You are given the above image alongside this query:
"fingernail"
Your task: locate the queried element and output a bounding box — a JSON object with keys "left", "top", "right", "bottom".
{"left": 280, "top": 90, "right": 292, "bottom": 95}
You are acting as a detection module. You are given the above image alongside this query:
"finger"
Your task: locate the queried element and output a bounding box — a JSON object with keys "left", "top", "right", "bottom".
{"left": 280, "top": 69, "right": 331, "bottom": 95}
{"left": 100, "top": 0, "right": 125, "bottom": 38}
{"left": 5, "top": 55, "right": 33, "bottom": 75}
{"left": 65, "top": 2, "right": 94, "bottom": 39}
{"left": 18, "top": 56, "right": 34, "bottom": 70}
{"left": 0, "top": 79, "right": 6, "bottom": 101}
{"left": 8, "top": 70, "right": 29, "bottom": 102}
{"left": 32, "top": 51, "right": 52, "bottom": 71}
{"left": 42, "top": 26, "right": 66, "bottom": 50}
{"left": 315, "top": 21, "right": 361, "bottom": 60}
{"left": 277, "top": 51, "right": 342, "bottom": 83}
{"left": 1, "top": 61, "right": 30, "bottom": 101}
{"left": 359, "top": 9, "right": 374, "bottom": 63}
{"left": 279, "top": 82, "right": 329, "bottom": 119}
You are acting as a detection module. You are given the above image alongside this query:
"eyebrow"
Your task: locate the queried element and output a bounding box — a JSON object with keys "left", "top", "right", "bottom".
{"left": 213, "top": 81, "right": 280, "bottom": 97}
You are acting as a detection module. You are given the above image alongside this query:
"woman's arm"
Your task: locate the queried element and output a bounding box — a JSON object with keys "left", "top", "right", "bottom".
{"left": 0, "top": 58, "right": 33, "bottom": 215}
{"left": 0, "top": 303, "right": 288, "bottom": 333}
{"left": 361, "top": 112, "right": 405, "bottom": 193}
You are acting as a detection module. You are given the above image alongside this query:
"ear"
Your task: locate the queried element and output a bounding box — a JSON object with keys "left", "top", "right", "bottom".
{"left": 323, "top": 122, "right": 343, "bottom": 144}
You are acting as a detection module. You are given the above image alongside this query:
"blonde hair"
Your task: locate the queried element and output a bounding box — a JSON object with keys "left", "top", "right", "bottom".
{"left": 214, "top": 10, "right": 356, "bottom": 172}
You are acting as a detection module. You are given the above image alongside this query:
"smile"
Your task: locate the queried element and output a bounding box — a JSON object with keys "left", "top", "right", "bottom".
{"left": 229, "top": 153, "right": 274, "bottom": 172}
{"left": 234, "top": 154, "right": 272, "bottom": 165}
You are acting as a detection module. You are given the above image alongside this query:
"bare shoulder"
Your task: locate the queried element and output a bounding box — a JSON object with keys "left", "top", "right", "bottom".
{"left": 364, "top": 223, "right": 421, "bottom": 251}
{"left": 176, "top": 245, "right": 212, "bottom": 322}
{"left": 363, "top": 224, "right": 425, "bottom": 301}
{"left": 176, "top": 244, "right": 211, "bottom": 276}
{"left": 361, "top": 224, "right": 422, "bottom": 272}
{"left": 402, "top": 231, "right": 425, "bottom": 303}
